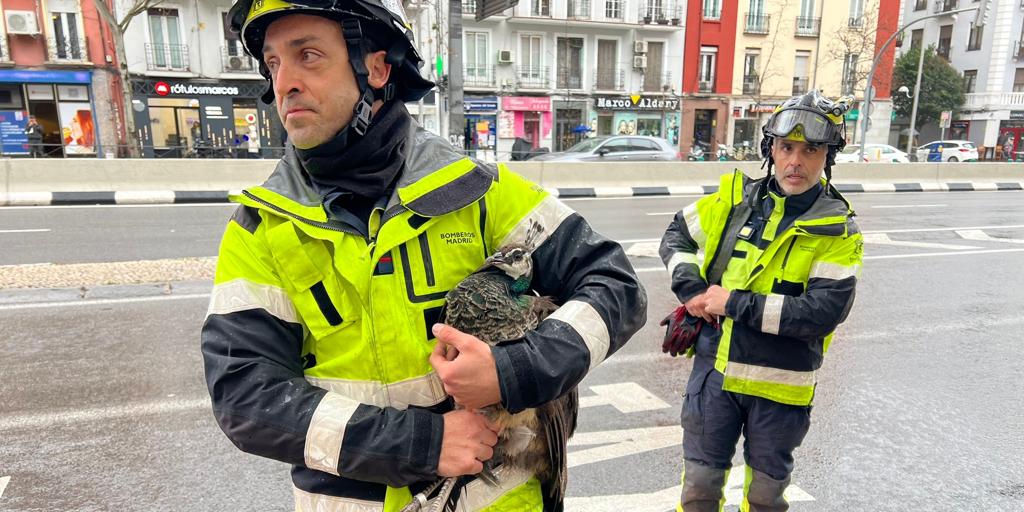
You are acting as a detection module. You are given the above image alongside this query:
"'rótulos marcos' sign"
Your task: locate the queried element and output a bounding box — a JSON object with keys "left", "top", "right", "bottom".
{"left": 596, "top": 95, "right": 680, "bottom": 111}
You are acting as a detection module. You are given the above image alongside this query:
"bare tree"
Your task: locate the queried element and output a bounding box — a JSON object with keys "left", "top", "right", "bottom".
{"left": 747, "top": 0, "right": 791, "bottom": 107}
{"left": 95, "top": 0, "right": 166, "bottom": 157}
{"left": 826, "top": 4, "right": 893, "bottom": 98}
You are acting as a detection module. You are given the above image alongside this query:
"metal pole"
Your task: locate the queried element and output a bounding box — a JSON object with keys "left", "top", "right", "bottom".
{"left": 858, "top": 6, "right": 978, "bottom": 163}
{"left": 448, "top": 0, "right": 465, "bottom": 151}
{"left": 905, "top": 45, "right": 925, "bottom": 156}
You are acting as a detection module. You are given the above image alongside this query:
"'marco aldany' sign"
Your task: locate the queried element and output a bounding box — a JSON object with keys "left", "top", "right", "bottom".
{"left": 596, "top": 96, "right": 680, "bottom": 110}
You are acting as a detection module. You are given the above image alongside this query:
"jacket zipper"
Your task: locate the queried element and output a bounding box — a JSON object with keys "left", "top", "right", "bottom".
{"left": 241, "top": 190, "right": 361, "bottom": 235}
{"left": 417, "top": 233, "right": 436, "bottom": 287}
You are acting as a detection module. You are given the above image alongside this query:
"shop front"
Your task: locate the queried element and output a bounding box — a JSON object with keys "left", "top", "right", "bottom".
{"left": 463, "top": 96, "right": 497, "bottom": 162}
{"left": 131, "top": 79, "right": 282, "bottom": 158}
{"left": 729, "top": 101, "right": 777, "bottom": 160}
{"left": 0, "top": 69, "right": 99, "bottom": 158}
{"left": 498, "top": 96, "right": 552, "bottom": 157}
{"left": 680, "top": 97, "right": 729, "bottom": 155}
{"left": 999, "top": 113, "right": 1024, "bottom": 161}
{"left": 594, "top": 95, "right": 681, "bottom": 148}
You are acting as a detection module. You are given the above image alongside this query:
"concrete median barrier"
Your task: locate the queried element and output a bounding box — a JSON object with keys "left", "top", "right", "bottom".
{"left": 1, "top": 158, "right": 1021, "bottom": 206}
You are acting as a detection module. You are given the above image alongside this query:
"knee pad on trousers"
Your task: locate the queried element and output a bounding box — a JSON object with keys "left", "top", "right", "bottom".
{"left": 680, "top": 460, "right": 729, "bottom": 512}
{"left": 744, "top": 467, "right": 790, "bottom": 512}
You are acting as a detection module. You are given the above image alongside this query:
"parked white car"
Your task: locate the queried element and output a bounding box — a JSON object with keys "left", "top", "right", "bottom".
{"left": 915, "top": 140, "right": 979, "bottom": 162}
{"left": 836, "top": 144, "right": 910, "bottom": 163}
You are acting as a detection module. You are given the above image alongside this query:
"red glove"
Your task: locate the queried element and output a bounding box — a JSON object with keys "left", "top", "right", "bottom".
{"left": 659, "top": 305, "right": 704, "bottom": 357}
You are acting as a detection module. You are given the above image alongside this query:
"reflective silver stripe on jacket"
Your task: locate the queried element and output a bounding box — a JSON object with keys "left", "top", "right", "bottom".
{"left": 305, "top": 372, "right": 447, "bottom": 410}
{"left": 294, "top": 486, "right": 383, "bottom": 512}
{"left": 761, "top": 293, "right": 785, "bottom": 335}
{"left": 455, "top": 465, "right": 533, "bottom": 511}
{"left": 305, "top": 392, "right": 360, "bottom": 476}
{"left": 682, "top": 203, "right": 705, "bottom": 245}
{"left": 547, "top": 300, "right": 611, "bottom": 370}
{"left": 499, "top": 195, "right": 575, "bottom": 249}
{"left": 809, "top": 261, "right": 860, "bottom": 281}
{"left": 206, "top": 278, "right": 300, "bottom": 324}
{"left": 667, "top": 251, "right": 700, "bottom": 273}
{"left": 725, "top": 361, "right": 817, "bottom": 388}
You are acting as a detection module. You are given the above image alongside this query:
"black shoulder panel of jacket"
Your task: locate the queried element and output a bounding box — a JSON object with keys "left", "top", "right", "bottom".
{"left": 230, "top": 205, "right": 262, "bottom": 235}
{"left": 493, "top": 213, "right": 647, "bottom": 413}
{"left": 405, "top": 164, "right": 497, "bottom": 217}
{"left": 337, "top": 404, "right": 443, "bottom": 487}
{"left": 202, "top": 308, "right": 322, "bottom": 465}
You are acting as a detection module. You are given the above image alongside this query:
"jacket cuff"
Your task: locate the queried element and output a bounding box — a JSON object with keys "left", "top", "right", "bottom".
{"left": 491, "top": 342, "right": 532, "bottom": 414}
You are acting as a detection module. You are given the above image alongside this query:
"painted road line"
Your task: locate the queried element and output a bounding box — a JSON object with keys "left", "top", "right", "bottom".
{"left": 0, "top": 476, "right": 9, "bottom": 500}
{"left": 0, "top": 397, "right": 211, "bottom": 431}
{"left": 0, "top": 229, "right": 51, "bottom": 234}
{"left": 862, "top": 232, "right": 981, "bottom": 251}
{"left": 625, "top": 241, "right": 662, "bottom": 258}
{"left": 870, "top": 204, "right": 947, "bottom": 208}
{"left": 0, "top": 293, "right": 210, "bottom": 311}
{"left": 0, "top": 203, "right": 234, "bottom": 210}
{"left": 646, "top": 212, "right": 679, "bottom": 216}
{"left": 956, "top": 229, "right": 1024, "bottom": 245}
{"left": 863, "top": 224, "right": 1024, "bottom": 234}
{"left": 566, "top": 466, "right": 813, "bottom": 511}
{"left": 579, "top": 382, "right": 671, "bottom": 413}
{"left": 568, "top": 425, "right": 680, "bottom": 468}
{"left": 616, "top": 237, "right": 659, "bottom": 244}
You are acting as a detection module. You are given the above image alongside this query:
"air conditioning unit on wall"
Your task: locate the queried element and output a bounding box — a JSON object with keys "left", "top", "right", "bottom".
{"left": 634, "top": 41, "right": 648, "bottom": 54}
{"left": 227, "top": 56, "right": 246, "bottom": 70}
{"left": 6, "top": 11, "right": 40, "bottom": 35}
{"left": 633, "top": 55, "right": 647, "bottom": 68}
{"left": 497, "top": 50, "right": 513, "bottom": 64}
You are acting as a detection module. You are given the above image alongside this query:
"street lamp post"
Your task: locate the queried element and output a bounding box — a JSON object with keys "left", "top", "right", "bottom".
{"left": 905, "top": 45, "right": 926, "bottom": 157}
{"left": 858, "top": 6, "right": 979, "bottom": 164}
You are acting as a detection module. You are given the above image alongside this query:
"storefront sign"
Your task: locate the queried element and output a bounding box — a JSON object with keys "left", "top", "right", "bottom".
{"left": 152, "top": 80, "right": 240, "bottom": 97}
{"left": 1010, "top": 111, "right": 1024, "bottom": 120}
{"left": 0, "top": 111, "right": 28, "bottom": 155}
{"left": 749, "top": 104, "right": 778, "bottom": 114}
{"left": 0, "top": 69, "right": 91, "bottom": 84}
{"left": 465, "top": 96, "right": 498, "bottom": 112}
{"left": 596, "top": 96, "right": 680, "bottom": 111}
{"left": 502, "top": 96, "right": 551, "bottom": 112}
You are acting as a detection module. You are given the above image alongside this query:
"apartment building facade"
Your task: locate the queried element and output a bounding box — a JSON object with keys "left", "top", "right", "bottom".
{"left": 435, "top": 0, "right": 685, "bottom": 158}
{"left": 894, "top": 0, "right": 1024, "bottom": 157}
{"left": 726, "top": 0, "right": 899, "bottom": 155}
{"left": 118, "top": 0, "right": 283, "bottom": 158}
{"left": 0, "top": 0, "right": 123, "bottom": 157}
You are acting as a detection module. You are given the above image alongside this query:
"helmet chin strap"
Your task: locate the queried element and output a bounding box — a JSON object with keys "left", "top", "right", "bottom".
{"left": 340, "top": 18, "right": 396, "bottom": 137}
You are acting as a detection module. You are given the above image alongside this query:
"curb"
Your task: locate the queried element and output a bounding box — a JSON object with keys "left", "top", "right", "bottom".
{"left": 2, "top": 182, "right": 1023, "bottom": 206}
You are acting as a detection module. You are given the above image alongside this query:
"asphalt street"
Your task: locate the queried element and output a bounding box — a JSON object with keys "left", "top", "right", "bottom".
{"left": 1, "top": 190, "right": 1023, "bottom": 511}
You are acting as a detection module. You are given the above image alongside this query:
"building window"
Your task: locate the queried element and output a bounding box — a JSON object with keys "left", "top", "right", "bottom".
{"left": 962, "top": 70, "right": 977, "bottom": 93}
{"left": 743, "top": 50, "right": 760, "bottom": 95}
{"left": 531, "top": 0, "right": 550, "bottom": 16}
{"left": 841, "top": 53, "right": 859, "bottom": 95}
{"left": 914, "top": 0, "right": 927, "bottom": 10}
{"left": 967, "top": 25, "right": 983, "bottom": 51}
{"left": 556, "top": 37, "right": 584, "bottom": 89}
{"left": 465, "top": 32, "right": 490, "bottom": 86}
{"left": 48, "top": 0, "right": 84, "bottom": 61}
{"left": 910, "top": 28, "right": 924, "bottom": 51}
{"left": 221, "top": 12, "right": 255, "bottom": 73}
{"left": 848, "top": 0, "right": 865, "bottom": 28}
{"left": 793, "top": 51, "right": 810, "bottom": 94}
{"left": 937, "top": 24, "right": 953, "bottom": 60}
{"left": 699, "top": 47, "right": 716, "bottom": 92}
{"left": 703, "top": 0, "right": 721, "bottom": 20}
{"left": 518, "top": 35, "right": 546, "bottom": 88}
{"left": 643, "top": 41, "right": 665, "bottom": 92}
{"left": 596, "top": 39, "right": 618, "bottom": 89}
{"left": 147, "top": 8, "right": 187, "bottom": 70}
{"left": 1014, "top": 68, "right": 1024, "bottom": 92}
{"left": 605, "top": 0, "right": 622, "bottom": 19}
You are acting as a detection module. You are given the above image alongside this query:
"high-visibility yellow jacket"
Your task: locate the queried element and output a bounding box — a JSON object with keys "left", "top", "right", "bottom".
{"left": 202, "top": 126, "right": 647, "bottom": 511}
{"left": 660, "top": 171, "right": 862, "bottom": 406}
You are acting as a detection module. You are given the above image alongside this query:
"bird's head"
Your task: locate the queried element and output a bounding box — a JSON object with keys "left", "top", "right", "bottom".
{"left": 485, "top": 244, "right": 534, "bottom": 282}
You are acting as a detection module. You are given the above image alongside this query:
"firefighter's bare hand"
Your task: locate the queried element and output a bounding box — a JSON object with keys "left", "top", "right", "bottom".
{"left": 438, "top": 409, "right": 500, "bottom": 477}
{"left": 704, "top": 285, "right": 730, "bottom": 316}
{"left": 685, "top": 292, "right": 716, "bottom": 323}
{"left": 430, "top": 324, "right": 502, "bottom": 409}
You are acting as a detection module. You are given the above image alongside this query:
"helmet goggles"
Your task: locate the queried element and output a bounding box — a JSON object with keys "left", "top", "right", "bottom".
{"left": 764, "top": 106, "right": 844, "bottom": 145}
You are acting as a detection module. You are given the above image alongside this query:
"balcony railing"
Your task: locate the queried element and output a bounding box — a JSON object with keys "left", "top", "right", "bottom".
{"left": 462, "top": 0, "right": 476, "bottom": 14}
{"left": 516, "top": 66, "right": 550, "bottom": 89}
{"left": 464, "top": 66, "right": 496, "bottom": 88}
{"left": 841, "top": 79, "right": 856, "bottom": 96}
{"left": 792, "top": 77, "right": 809, "bottom": 94}
{"left": 221, "top": 47, "right": 257, "bottom": 73}
{"left": 594, "top": 69, "right": 625, "bottom": 90}
{"left": 567, "top": 0, "right": 591, "bottom": 19}
{"left": 964, "top": 92, "right": 1024, "bottom": 109}
{"left": 642, "top": 71, "right": 673, "bottom": 92}
{"left": 934, "top": 0, "right": 957, "bottom": 13}
{"left": 744, "top": 14, "right": 770, "bottom": 34}
{"left": 1016, "top": 40, "right": 1024, "bottom": 59}
{"left": 796, "top": 17, "right": 821, "bottom": 37}
{"left": 639, "top": 4, "right": 681, "bottom": 24}
{"left": 848, "top": 16, "right": 865, "bottom": 28}
{"left": 556, "top": 68, "right": 583, "bottom": 89}
{"left": 47, "top": 36, "right": 86, "bottom": 62}
{"left": 146, "top": 43, "right": 190, "bottom": 71}
{"left": 530, "top": 0, "right": 550, "bottom": 16}
{"left": 937, "top": 42, "right": 951, "bottom": 60}
{"left": 742, "top": 74, "right": 760, "bottom": 95}
{"left": 698, "top": 79, "right": 714, "bottom": 93}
